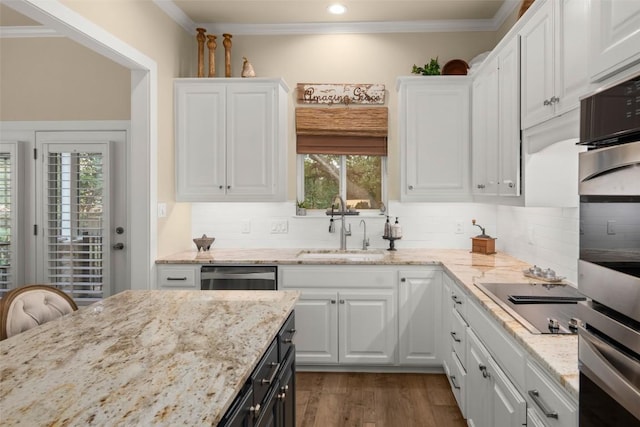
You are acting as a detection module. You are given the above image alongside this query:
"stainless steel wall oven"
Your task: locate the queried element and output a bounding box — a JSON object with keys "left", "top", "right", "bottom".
{"left": 578, "top": 73, "right": 640, "bottom": 426}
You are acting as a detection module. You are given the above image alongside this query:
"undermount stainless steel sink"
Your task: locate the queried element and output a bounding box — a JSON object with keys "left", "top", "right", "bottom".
{"left": 296, "top": 250, "right": 387, "bottom": 262}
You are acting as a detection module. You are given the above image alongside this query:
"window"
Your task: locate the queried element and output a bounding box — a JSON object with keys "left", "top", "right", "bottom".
{"left": 0, "top": 148, "right": 15, "bottom": 295}
{"left": 299, "top": 153, "right": 385, "bottom": 211}
{"left": 43, "top": 147, "right": 108, "bottom": 305}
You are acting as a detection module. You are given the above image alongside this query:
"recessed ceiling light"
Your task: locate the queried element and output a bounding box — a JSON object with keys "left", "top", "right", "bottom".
{"left": 328, "top": 3, "right": 347, "bottom": 15}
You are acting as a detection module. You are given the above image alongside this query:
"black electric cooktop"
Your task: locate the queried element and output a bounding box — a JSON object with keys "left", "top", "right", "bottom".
{"left": 475, "top": 282, "right": 587, "bottom": 334}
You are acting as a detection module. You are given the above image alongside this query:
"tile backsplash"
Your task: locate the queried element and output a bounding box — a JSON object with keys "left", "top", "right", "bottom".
{"left": 192, "top": 201, "right": 579, "bottom": 282}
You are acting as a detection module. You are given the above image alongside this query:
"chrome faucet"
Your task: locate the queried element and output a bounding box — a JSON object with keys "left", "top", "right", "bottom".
{"left": 332, "top": 194, "right": 351, "bottom": 250}
{"left": 360, "top": 219, "right": 369, "bottom": 250}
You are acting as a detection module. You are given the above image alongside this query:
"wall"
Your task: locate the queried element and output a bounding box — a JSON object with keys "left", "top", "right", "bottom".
{"left": 0, "top": 37, "right": 130, "bottom": 120}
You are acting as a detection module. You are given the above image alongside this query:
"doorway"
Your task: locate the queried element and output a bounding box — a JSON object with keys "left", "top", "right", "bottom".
{"left": 35, "top": 131, "right": 128, "bottom": 304}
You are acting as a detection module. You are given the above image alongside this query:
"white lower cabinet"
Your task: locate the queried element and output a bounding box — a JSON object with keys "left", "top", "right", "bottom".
{"left": 443, "top": 281, "right": 578, "bottom": 427}
{"left": 442, "top": 273, "right": 469, "bottom": 417}
{"left": 398, "top": 269, "right": 442, "bottom": 366}
{"left": 279, "top": 266, "right": 397, "bottom": 366}
{"left": 466, "top": 329, "right": 527, "bottom": 427}
{"left": 156, "top": 264, "right": 200, "bottom": 289}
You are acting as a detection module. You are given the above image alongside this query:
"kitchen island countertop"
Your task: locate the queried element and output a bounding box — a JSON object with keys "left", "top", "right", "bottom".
{"left": 158, "top": 248, "right": 580, "bottom": 399}
{"left": 0, "top": 289, "right": 299, "bottom": 426}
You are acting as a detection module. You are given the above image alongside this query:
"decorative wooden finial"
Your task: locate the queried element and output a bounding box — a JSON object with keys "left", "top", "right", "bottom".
{"left": 196, "top": 28, "right": 207, "bottom": 78}
{"left": 207, "top": 35, "right": 217, "bottom": 77}
{"left": 223, "top": 33, "right": 233, "bottom": 77}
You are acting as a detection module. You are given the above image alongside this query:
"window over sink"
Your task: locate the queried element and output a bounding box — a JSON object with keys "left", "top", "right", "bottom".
{"left": 297, "top": 154, "right": 386, "bottom": 212}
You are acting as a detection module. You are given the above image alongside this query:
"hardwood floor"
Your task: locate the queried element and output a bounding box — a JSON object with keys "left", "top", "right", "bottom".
{"left": 296, "top": 372, "right": 466, "bottom": 427}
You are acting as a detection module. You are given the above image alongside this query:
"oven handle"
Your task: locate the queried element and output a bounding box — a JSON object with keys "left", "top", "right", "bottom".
{"left": 578, "top": 326, "right": 640, "bottom": 420}
{"left": 201, "top": 272, "right": 275, "bottom": 281}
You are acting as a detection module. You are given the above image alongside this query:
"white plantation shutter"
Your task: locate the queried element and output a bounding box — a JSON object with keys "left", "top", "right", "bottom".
{"left": 42, "top": 144, "right": 110, "bottom": 304}
{"left": 0, "top": 145, "right": 17, "bottom": 295}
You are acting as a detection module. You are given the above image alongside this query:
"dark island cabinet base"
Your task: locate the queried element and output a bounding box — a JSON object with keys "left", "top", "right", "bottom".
{"left": 220, "top": 312, "right": 296, "bottom": 427}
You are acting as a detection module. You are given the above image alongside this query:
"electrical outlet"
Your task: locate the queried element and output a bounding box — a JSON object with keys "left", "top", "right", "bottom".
{"left": 455, "top": 221, "right": 464, "bottom": 234}
{"left": 607, "top": 220, "right": 616, "bottom": 235}
{"left": 270, "top": 220, "right": 288, "bottom": 234}
{"left": 241, "top": 221, "right": 251, "bottom": 234}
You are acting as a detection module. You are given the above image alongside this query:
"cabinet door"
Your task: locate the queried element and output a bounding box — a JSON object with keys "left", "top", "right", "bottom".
{"left": 498, "top": 37, "right": 521, "bottom": 196}
{"left": 554, "top": 0, "right": 590, "bottom": 116}
{"left": 520, "top": 0, "right": 555, "bottom": 129}
{"left": 398, "top": 270, "right": 442, "bottom": 365}
{"left": 277, "top": 350, "right": 295, "bottom": 427}
{"left": 226, "top": 84, "right": 277, "bottom": 200}
{"left": 339, "top": 290, "right": 396, "bottom": 364}
{"left": 175, "top": 82, "right": 226, "bottom": 201}
{"left": 294, "top": 290, "right": 338, "bottom": 364}
{"left": 488, "top": 357, "right": 527, "bottom": 427}
{"left": 590, "top": 0, "right": 640, "bottom": 81}
{"left": 471, "top": 58, "right": 499, "bottom": 196}
{"left": 441, "top": 274, "right": 453, "bottom": 367}
{"left": 400, "top": 78, "right": 471, "bottom": 201}
{"left": 466, "top": 330, "right": 491, "bottom": 427}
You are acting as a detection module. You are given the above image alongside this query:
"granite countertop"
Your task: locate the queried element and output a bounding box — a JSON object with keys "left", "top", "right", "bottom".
{"left": 0, "top": 290, "right": 299, "bottom": 426}
{"left": 158, "top": 248, "right": 579, "bottom": 398}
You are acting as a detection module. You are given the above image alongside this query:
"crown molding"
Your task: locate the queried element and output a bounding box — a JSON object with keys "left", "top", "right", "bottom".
{"left": 152, "top": 0, "right": 197, "bottom": 34}
{"left": 0, "top": 25, "right": 61, "bottom": 38}
{"left": 156, "top": 0, "right": 521, "bottom": 36}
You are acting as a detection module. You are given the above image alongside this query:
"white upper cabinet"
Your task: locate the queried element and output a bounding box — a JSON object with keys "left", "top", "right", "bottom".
{"left": 398, "top": 77, "right": 471, "bottom": 202}
{"left": 174, "top": 78, "right": 288, "bottom": 202}
{"left": 589, "top": 0, "right": 640, "bottom": 81}
{"left": 472, "top": 36, "right": 521, "bottom": 197}
{"left": 520, "top": 0, "right": 590, "bottom": 129}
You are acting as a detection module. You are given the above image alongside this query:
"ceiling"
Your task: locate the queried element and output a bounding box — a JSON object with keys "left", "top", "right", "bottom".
{"left": 1, "top": 0, "right": 521, "bottom": 36}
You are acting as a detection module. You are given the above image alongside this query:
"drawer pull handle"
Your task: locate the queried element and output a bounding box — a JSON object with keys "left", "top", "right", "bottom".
{"left": 450, "top": 375, "right": 461, "bottom": 390}
{"left": 479, "top": 364, "right": 490, "bottom": 378}
{"left": 260, "top": 362, "right": 280, "bottom": 385}
{"left": 331, "top": 299, "right": 336, "bottom": 304}
{"left": 451, "top": 295, "right": 463, "bottom": 305}
{"left": 450, "top": 331, "right": 461, "bottom": 343}
{"left": 283, "top": 328, "right": 297, "bottom": 343}
{"left": 250, "top": 404, "right": 261, "bottom": 418}
{"left": 528, "top": 389, "right": 558, "bottom": 419}
{"left": 167, "top": 277, "right": 188, "bottom": 281}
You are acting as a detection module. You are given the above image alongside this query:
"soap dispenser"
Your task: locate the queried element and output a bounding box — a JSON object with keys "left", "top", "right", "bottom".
{"left": 391, "top": 217, "right": 403, "bottom": 238}
{"left": 383, "top": 216, "right": 391, "bottom": 238}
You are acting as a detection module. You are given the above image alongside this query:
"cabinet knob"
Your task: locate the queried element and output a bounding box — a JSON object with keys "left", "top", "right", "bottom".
{"left": 408, "top": 185, "right": 414, "bottom": 190}
{"left": 250, "top": 404, "right": 261, "bottom": 418}
{"left": 339, "top": 299, "right": 345, "bottom": 304}
{"left": 227, "top": 185, "right": 231, "bottom": 189}
{"left": 543, "top": 99, "right": 551, "bottom": 106}
{"left": 479, "top": 364, "right": 490, "bottom": 378}
{"left": 219, "top": 185, "right": 224, "bottom": 189}
{"left": 477, "top": 184, "right": 486, "bottom": 189}
{"left": 401, "top": 278, "right": 406, "bottom": 282}
{"left": 331, "top": 299, "right": 336, "bottom": 304}
{"left": 550, "top": 96, "right": 560, "bottom": 104}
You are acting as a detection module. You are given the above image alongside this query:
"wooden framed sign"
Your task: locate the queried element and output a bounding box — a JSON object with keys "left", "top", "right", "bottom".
{"left": 297, "top": 83, "right": 385, "bottom": 105}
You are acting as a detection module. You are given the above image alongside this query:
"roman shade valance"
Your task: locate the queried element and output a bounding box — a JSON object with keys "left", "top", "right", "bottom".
{"left": 295, "top": 107, "right": 388, "bottom": 156}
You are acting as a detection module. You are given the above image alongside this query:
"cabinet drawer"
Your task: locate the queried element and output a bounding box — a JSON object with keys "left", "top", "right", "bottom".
{"left": 251, "top": 339, "right": 279, "bottom": 407}
{"left": 278, "top": 312, "right": 296, "bottom": 361}
{"left": 525, "top": 359, "right": 577, "bottom": 427}
{"left": 448, "top": 350, "right": 467, "bottom": 417}
{"left": 450, "top": 309, "right": 467, "bottom": 368}
{"left": 157, "top": 266, "right": 198, "bottom": 289}
{"left": 450, "top": 282, "right": 467, "bottom": 321}
{"left": 467, "top": 298, "right": 525, "bottom": 388}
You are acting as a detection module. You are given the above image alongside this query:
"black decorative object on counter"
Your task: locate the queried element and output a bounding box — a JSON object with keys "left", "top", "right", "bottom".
{"left": 383, "top": 235, "right": 401, "bottom": 251}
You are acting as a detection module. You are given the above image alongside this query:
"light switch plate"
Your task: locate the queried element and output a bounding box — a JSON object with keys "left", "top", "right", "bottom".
{"left": 241, "top": 221, "right": 251, "bottom": 234}
{"left": 157, "top": 202, "right": 167, "bottom": 218}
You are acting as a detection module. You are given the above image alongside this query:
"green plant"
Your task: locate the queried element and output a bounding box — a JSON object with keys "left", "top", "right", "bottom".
{"left": 296, "top": 199, "right": 307, "bottom": 208}
{"left": 412, "top": 57, "right": 441, "bottom": 75}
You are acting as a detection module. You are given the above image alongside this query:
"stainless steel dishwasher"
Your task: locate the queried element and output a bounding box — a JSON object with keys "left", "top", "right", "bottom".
{"left": 200, "top": 265, "right": 277, "bottom": 290}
